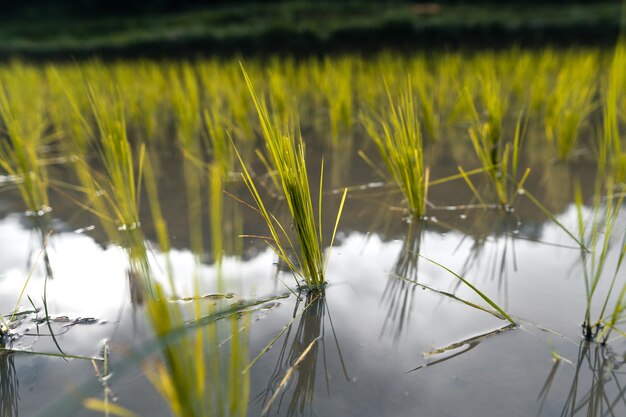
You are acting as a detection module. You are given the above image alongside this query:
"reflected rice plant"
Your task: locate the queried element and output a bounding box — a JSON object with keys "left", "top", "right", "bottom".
{"left": 455, "top": 211, "right": 522, "bottom": 306}
{"left": 381, "top": 221, "right": 425, "bottom": 341}
{"left": 256, "top": 293, "right": 348, "bottom": 417}
{"left": 538, "top": 341, "right": 626, "bottom": 417}
{"left": 0, "top": 350, "right": 18, "bottom": 417}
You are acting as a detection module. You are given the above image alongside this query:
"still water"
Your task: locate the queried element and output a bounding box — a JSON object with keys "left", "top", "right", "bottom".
{"left": 1, "top": 130, "right": 625, "bottom": 417}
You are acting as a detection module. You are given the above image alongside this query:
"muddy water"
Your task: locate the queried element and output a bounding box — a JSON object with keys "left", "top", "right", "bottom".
{"left": 0, "top": 127, "right": 625, "bottom": 417}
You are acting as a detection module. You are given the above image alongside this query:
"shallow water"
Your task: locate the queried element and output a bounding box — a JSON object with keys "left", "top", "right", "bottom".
{"left": 1, "top": 120, "right": 625, "bottom": 417}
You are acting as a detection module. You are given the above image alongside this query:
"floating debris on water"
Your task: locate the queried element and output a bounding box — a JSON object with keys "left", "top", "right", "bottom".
{"left": 25, "top": 206, "right": 52, "bottom": 217}
{"left": 169, "top": 292, "right": 237, "bottom": 302}
{"left": 33, "top": 315, "right": 100, "bottom": 326}
{"left": 74, "top": 225, "right": 96, "bottom": 234}
{"left": 0, "top": 174, "right": 22, "bottom": 185}
{"left": 117, "top": 222, "right": 141, "bottom": 231}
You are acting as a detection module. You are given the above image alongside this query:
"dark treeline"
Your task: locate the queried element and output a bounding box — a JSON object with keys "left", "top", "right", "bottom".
{"left": 4, "top": 0, "right": 619, "bottom": 18}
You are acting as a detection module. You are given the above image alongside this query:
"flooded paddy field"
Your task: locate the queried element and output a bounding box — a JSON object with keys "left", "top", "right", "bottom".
{"left": 0, "top": 49, "right": 625, "bottom": 416}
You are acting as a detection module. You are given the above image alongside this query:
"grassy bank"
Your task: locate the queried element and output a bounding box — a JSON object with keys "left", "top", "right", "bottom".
{"left": 1, "top": 1, "right": 624, "bottom": 59}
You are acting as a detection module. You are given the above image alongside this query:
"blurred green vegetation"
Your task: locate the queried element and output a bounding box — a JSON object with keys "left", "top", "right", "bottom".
{"left": 1, "top": 1, "right": 624, "bottom": 58}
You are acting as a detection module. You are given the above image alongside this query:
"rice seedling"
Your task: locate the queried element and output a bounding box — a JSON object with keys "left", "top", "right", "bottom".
{"left": 544, "top": 53, "right": 597, "bottom": 160}
{"left": 419, "top": 255, "right": 516, "bottom": 325}
{"left": 45, "top": 64, "right": 96, "bottom": 156}
{"left": 526, "top": 49, "right": 558, "bottom": 115}
{"left": 466, "top": 91, "right": 529, "bottom": 208}
{"left": 116, "top": 61, "right": 169, "bottom": 143}
{"left": 411, "top": 64, "right": 440, "bottom": 140}
{"left": 198, "top": 61, "right": 255, "bottom": 143}
{"left": 599, "top": 42, "right": 626, "bottom": 183}
{"left": 89, "top": 89, "right": 142, "bottom": 232}
{"left": 49, "top": 81, "right": 152, "bottom": 311}
{"left": 143, "top": 152, "right": 176, "bottom": 291}
{"left": 204, "top": 101, "right": 239, "bottom": 288}
{"left": 317, "top": 57, "right": 353, "bottom": 146}
{"left": 145, "top": 283, "right": 250, "bottom": 417}
{"left": 475, "top": 68, "right": 508, "bottom": 148}
{"left": 574, "top": 180, "right": 626, "bottom": 342}
{"left": 235, "top": 66, "right": 347, "bottom": 291}
{"left": 0, "top": 66, "right": 50, "bottom": 215}
{"left": 266, "top": 66, "right": 299, "bottom": 130}
{"left": 362, "top": 77, "right": 429, "bottom": 218}
{"left": 170, "top": 63, "right": 205, "bottom": 257}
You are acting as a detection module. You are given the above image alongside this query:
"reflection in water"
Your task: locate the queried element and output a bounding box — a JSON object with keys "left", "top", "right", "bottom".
{"left": 539, "top": 341, "right": 626, "bottom": 417}
{"left": 258, "top": 293, "right": 349, "bottom": 416}
{"left": 89, "top": 340, "right": 117, "bottom": 417}
{"left": 381, "top": 221, "right": 424, "bottom": 340}
{"left": 22, "top": 214, "right": 54, "bottom": 280}
{"left": 0, "top": 350, "right": 18, "bottom": 417}
{"left": 456, "top": 211, "right": 521, "bottom": 306}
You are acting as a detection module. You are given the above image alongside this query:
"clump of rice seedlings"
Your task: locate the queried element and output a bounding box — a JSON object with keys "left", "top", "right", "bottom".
{"left": 599, "top": 43, "right": 626, "bottom": 183}
{"left": 209, "top": 164, "right": 225, "bottom": 277}
{"left": 89, "top": 88, "right": 143, "bottom": 236}
{"left": 311, "top": 58, "right": 355, "bottom": 187}
{"left": 527, "top": 49, "right": 558, "bottom": 115}
{"left": 143, "top": 152, "right": 176, "bottom": 291}
{"left": 57, "top": 83, "right": 150, "bottom": 294}
{"left": 204, "top": 101, "right": 239, "bottom": 289}
{"left": 199, "top": 61, "right": 255, "bottom": 142}
{"left": 117, "top": 61, "right": 168, "bottom": 143}
{"left": 236, "top": 67, "right": 347, "bottom": 291}
{"left": 404, "top": 53, "right": 462, "bottom": 139}
{"left": 317, "top": 58, "right": 353, "bottom": 146}
{"left": 145, "top": 283, "right": 250, "bottom": 417}
{"left": 362, "top": 77, "right": 429, "bottom": 218}
{"left": 545, "top": 53, "right": 597, "bottom": 160}
{"left": 575, "top": 180, "right": 626, "bottom": 342}
{"left": 466, "top": 93, "right": 529, "bottom": 208}
{"left": 138, "top": 142, "right": 251, "bottom": 417}
{"left": 87, "top": 89, "right": 153, "bottom": 304}
{"left": 204, "top": 104, "right": 234, "bottom": 176}
{"left": 476, "top": 69, "right": 508, "bottom": 146}
{"left": 45, "top": 64, "right": 96, "bottom": 156}
{"left": 170, "top": 63, "right": 206, "bottom": 257}
{"left": 203, "top": 101, "right": 246, "bottom": 270}
{"left": 0, "top": 67, "right": 50, "bottom": 215}
{"left": 266, "top": 64, "right": 299, "bottom": 130}
{"left": 410, "top": 61, "right": 442, "bottom": 140}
